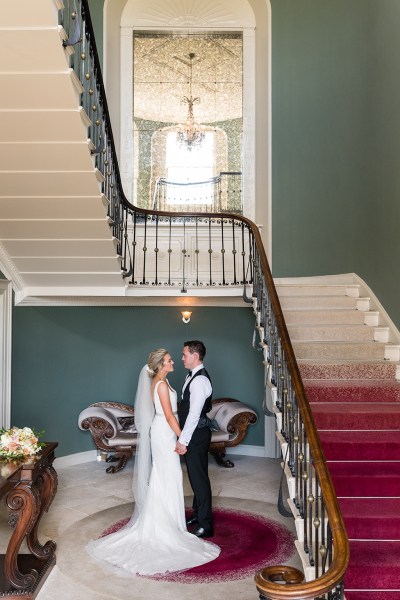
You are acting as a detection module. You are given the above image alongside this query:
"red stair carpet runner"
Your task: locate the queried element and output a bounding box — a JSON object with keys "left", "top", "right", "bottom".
{"left": 302, "top": 367, "right": 400, "bottom": 599}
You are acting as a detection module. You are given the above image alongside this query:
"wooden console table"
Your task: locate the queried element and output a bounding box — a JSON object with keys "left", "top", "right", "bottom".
{"left": 0, "top": 442, "right": 58, "bottom": 599}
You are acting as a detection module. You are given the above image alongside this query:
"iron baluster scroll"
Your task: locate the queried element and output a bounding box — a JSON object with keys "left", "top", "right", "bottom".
{"left": 59, "top": 2, "right": 349, "bottom": 599}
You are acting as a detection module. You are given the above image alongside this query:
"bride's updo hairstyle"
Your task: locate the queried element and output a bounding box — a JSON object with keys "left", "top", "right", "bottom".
{"left": 147, "top": 348, "right": 169, "bottom": 378}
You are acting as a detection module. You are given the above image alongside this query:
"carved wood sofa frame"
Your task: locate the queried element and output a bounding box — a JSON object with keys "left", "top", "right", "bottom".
{"left": 78, "top": 398, "right": 258, "bottom": 473}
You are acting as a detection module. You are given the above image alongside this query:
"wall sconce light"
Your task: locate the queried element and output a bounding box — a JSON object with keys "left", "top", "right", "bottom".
{"left": 181, "top": 311, "right": 192, "bottom": 324}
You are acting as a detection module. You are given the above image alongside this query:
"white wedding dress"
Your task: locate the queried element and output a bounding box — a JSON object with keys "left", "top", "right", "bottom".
{"left": 87, "top": 381, "right": 220, "bottom": 575}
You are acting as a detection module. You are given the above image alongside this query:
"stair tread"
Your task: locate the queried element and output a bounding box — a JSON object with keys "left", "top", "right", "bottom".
{"left": 276, "top": 285, "right": 361, "bottom": 297}
{"left": 284, "top": 310, "right": 369, "bottom": 324}
{"left": 321, "top": 430, "right": 400, "bottom": 460}
{"left": 329, "top": 461, "right": 400, "bottom": 476}
{"left": 305, "top": 380, "right": 400, "bottom": 388}
{"left": 312, "top": 403, "right": 400, "bottom": 430}
{"left": 289, "top": 324, "right": 384, "bottom": 329}
{"left": 306, "top": 381, "right": 400, "bottom": 403}
{"left": 345, "top": 594, "right": 400, "bottom": 600}
{"left": 312, "top": 404, "right": 400, "bottom": 414}
{"left": 341, "top": 498, "right": 400, "bottom": 540}
{"left": 294, "top": 340, "right": 394, "bottom": 346}
{"left": 345, "top": 541, "right": 400, "bottom": 589}
{"left": 298, "top": 361, "right": 400, "bottom": 380}
{"left": 341, "top": 497, "right": 400, "bottom": 512}
{"left": 329, "top": 461, "right": 400, "bottom": 497}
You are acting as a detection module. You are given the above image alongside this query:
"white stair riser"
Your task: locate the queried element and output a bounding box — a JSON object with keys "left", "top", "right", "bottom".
{"left": 275, "top": 284, "right": 360, "bottom": 297}
{"left": 0, "top": 72, "right": 82, "bottom": 111}
{"left": 0, "top": 0, "right": 59, "bottom": 28}
{"left": 287, "top": 325, "right": 389, "bottom": 343}
{"left": 280, "top": 296, "right": 369, "bottom": 310}
{"left": 0, "top": 29, "right": 68, "bottom": 73}
{"left": 283, "top": 310, "right": 368, "bottom": 325}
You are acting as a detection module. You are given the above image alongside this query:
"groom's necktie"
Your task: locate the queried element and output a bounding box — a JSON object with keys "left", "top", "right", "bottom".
{"left": 188, "top": 371, "right": 192, "bottom": 377}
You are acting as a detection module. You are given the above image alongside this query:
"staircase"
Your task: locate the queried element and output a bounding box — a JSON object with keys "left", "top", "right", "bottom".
{"left": 276, "top": 274, "right": 400, "bottom": 599}
{"left": 0, "top": 0, "right": 126, "bottom": 303}
{"left": 0, "top": 1, "right": 249, "bottom": 306}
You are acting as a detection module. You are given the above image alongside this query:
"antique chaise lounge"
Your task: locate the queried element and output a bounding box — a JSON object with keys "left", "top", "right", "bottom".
{"left": 78, "top": 398, "right": 258, "bottom": 473}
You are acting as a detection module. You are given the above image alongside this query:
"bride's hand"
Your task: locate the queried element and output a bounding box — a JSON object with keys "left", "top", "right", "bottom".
{"left": 175, "top": 441, "right": 187, "bottom": 455}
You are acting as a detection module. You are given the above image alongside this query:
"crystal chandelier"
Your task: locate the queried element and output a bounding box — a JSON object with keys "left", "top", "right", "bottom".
{"left": 176, "top": 53, "right": 205, "bottom": 151}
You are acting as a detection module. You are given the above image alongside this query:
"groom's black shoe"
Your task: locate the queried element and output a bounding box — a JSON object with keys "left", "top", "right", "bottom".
{"left": 186, "top": 515, "right": 199, "bottom": 526}
{"left": 192, "top": 527, "right": 214, "bottom": 538}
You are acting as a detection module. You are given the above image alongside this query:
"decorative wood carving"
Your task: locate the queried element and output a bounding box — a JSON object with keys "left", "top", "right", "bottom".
{"left": 0, "top": 443, "right": 58, "bottom": 599}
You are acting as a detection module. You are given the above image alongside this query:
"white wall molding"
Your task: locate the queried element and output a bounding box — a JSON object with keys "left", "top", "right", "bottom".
{"left": 54, "top": 444, "right": 265, "bottom": 468}
{"left": 0, "top": 280, "right": 12, "bottom": 429}
{"left": 121, "top": 0, "right": 255, "bottom": 28}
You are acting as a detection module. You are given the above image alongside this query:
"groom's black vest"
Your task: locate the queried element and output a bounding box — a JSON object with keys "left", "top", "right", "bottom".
{"left": 178, "top": 368, "right": 212, "bottom": 429}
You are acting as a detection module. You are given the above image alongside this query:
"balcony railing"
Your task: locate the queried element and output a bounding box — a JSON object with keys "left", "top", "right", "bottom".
{"left": 152, "top": 172, "right": 243, "bottom": 213}
{"left": 59, "top": 2, "right": 349, "bottom": 597}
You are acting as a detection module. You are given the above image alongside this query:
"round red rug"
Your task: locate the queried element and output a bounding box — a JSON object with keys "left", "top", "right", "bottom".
{"left": 100, "top": 507, "right": 295, "bottom": 583}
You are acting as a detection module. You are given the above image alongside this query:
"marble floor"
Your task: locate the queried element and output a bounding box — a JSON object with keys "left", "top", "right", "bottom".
{"left": 1, "top": 454, "right": 301, "bottom": 600}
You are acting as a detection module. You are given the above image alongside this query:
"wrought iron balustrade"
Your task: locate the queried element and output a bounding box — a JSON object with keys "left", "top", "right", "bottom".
{"left": 59, "top": 2, "right": 349, "bottom": 598}
{"left": 152, "top": 172, "right": 242, "bottom": 213}
{"left": 250, "top": 230, "right": 349, "bottom": 599}
{"left": 123, "top": 212, "right": 252, "bottom": 292}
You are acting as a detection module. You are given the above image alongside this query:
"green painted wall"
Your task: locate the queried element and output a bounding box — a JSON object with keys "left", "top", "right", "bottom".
{"left": 11, "top": 306, "right": 264, "bottom": 456}
{"left": 270, "top": 0, "right": 400, "bottom": 325}
{"left": 364, "top": 0, "right": 400, "bottom": 327}
{"left": 87, "top": 0, "right": 104, "bottom": 66}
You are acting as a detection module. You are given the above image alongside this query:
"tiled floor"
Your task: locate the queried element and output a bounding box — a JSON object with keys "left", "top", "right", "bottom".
{"left": 1, "top": 454, "right": 300, "bottom": 600}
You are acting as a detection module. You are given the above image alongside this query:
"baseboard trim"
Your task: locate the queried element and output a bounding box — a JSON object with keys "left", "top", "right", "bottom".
{"left": 54, "top": 444, "right": 266, "bottom": 468}
{"left": 54, "top": 450, "right": 97, "bottom": 468}
{"left": 226, "top": 444, "right": 265, "bottom": 458}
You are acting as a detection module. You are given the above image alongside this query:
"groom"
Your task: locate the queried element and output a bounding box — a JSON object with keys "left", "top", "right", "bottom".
{"left": 176, "top": 340, "right": 214, "bottom": 538}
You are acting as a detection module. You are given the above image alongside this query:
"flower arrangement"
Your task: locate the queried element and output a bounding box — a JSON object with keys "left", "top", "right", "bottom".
{"left": 0, "top": 427, "right": 45, "bottom": 460}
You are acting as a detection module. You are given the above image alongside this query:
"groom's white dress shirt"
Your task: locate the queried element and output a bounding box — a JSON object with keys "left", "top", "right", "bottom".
{"left": 178, "top": 363, "right": 212, "bottom": 447}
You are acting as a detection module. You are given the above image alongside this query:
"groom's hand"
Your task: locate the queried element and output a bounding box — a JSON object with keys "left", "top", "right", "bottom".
{"left": 175, "top": 441, "right": 187, "bottom": 455}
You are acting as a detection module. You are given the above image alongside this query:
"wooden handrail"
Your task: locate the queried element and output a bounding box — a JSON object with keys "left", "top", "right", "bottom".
{"left": 249, "top": 222, "right": 349, "bottom": 599}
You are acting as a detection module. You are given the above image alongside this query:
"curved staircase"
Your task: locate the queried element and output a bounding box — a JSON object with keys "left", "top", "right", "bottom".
{"left": 276, "top": 274, "right": 400, "bottom": 599}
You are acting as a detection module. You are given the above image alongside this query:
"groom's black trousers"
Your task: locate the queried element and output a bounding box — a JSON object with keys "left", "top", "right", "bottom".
{"left": 184, "top": 426, "right": 213, "bottom": 531}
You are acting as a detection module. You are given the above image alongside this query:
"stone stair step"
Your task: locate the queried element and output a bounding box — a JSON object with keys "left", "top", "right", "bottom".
{"left": 283, "top": 309, "right": 379, "bottom": 326}
{"left": 305, "top": 380, "right": 400, "bottom": 403}
{"left": 298, "top": 361, "right": 400, "bottom": 381}
{"left": 275, "top": 284, "right": 360, "bottom": 297}
{"left": 287, "top": 324, "right": 388, "bottom": 343}
{"left": 311, "top": 403, "right": 400, "bottom": 430}
{"left": 292, "top": 341, "right": 397, "bottom": 361}
{"left": 279, "top": 295, "right": 368, "bottom": 310}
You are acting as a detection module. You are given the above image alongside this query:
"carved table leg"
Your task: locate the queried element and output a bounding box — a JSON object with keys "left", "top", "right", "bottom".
{"left": 26, "top": 465, "right": 57, "bottom": 560}
{"left": 106, "top": 450, "right": 131, "bottom": 473}
{"left": 5, "top": 483, "right": 39, "bottom": 590}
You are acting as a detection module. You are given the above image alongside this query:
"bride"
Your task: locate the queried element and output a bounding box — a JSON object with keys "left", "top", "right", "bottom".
{"left": 87, "top": 348, "right": 220, "bottom": 575}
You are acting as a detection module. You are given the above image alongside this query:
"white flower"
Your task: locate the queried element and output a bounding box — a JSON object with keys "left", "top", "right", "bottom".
{"left": 0, "top": 426, "right": 44, "bottom": 460}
